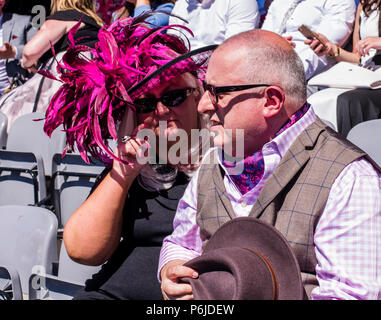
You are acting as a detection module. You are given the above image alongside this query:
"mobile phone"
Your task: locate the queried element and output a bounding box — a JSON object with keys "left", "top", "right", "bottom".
{"left": 117, "top": 108, "right": 137, "bottom": 142}
{"left": 298, "top": 24, "right": 327, "bottom": 48}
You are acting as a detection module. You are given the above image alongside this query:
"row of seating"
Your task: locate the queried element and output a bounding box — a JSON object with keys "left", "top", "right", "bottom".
{"left": 0, "top": 111, "right": 106, "bottom": 299}
{"left": 0, "top": 111, "right": 106, "bottom": 228}
{"left": 0, "top": 205, "right": 101, "bottom": 300}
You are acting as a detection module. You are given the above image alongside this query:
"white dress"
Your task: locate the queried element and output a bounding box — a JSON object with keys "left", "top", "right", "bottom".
{"left": 307, "top": 7, "right": 380, "bottom": 131}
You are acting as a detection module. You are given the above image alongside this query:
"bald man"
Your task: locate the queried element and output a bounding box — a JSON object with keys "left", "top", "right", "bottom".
{"left": 159, "top": 30, "right": 381, "bottom": 300}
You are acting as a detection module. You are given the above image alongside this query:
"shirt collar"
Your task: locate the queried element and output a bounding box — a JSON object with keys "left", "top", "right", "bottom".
{"left": 215, "top": 104, "right": 317, "bottom": 174}
{"left": 271, "top": 104, "right": 316, "bottom": 158}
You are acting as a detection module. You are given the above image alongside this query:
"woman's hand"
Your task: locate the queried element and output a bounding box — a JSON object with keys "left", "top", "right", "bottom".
{"left": 356, "top": 37, "right": 381, "bottom": 57}
{"left": 112, "top": 108, "right": 151, "bottom": 181}
{"left": 304, "top": 33, "right": 333, "bottom": 57}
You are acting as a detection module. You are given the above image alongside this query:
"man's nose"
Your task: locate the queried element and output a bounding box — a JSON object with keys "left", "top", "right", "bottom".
{"left": 198, "top": 91, "right": 215, "bottom": 114}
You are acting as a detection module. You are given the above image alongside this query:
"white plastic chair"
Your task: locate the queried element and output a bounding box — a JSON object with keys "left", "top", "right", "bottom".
{"left": 0, "top": 205, "right": 58, "bottom": 300}
{"left": 0, "top": 112, "right": 66, "bottom": 206}
{"left": 51, "top": 153, "right": 105, "bottom": 228}
{"left": 0, "top": 111, "right": 7, "bottom": 149}
{"left": 346, "top": 119, "right": 381, "bottom": 167}
{"left": 0, "top": 150, "right": 45, "bottom": 205}
{"left": 6, "top": 112, "right": 66, "bottom": 177}
{"left": 28, "top": 242, "right": 102, "bottom": 300}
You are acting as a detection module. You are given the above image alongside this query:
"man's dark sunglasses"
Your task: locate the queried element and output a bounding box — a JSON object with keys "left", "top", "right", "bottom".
{"left": 203, "top": 81, "right": 270, "bottom": 104}
{"left": 134, "top": 88, "right": 195, "bottom": 114}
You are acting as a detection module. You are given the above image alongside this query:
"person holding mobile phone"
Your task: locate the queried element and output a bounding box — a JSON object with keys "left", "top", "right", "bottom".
{"left": 261, "top": 0, "right": 356, "bottom": 84}
{"left": 307, "top": 0, "right": 381, "bottom": 137}
{"left": 44, "top": 13, "right": 214, "bottom": 300}
{"left": 307, "top": 1, "right": 381, "bottom": 68}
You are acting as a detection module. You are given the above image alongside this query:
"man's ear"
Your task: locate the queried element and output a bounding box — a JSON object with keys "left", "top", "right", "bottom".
{"left": 263, "top": 86, "right": 285, "bottom": 118}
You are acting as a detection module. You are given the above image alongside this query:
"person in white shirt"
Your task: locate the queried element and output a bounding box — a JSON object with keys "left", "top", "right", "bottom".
{"left": 261, "top": 0, "right": 356, "bottom": 82}
{"left": 168, "top": 0, "right": 260, "bottom": 50}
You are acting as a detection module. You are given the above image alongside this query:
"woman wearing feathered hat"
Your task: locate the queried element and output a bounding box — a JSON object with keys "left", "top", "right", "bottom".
{"left": 44, "top": 12, "right": 215, "bottom": 300}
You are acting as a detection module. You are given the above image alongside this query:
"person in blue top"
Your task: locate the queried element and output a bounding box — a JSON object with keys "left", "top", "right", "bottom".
{"left": 112, "top": 0, "right": 175, "bottom": 27}
{"left": 257, "top": 0, "right": 266, "bottom": 16}
{"left": 256, "top": 0, "right": 273, "bottom": 27}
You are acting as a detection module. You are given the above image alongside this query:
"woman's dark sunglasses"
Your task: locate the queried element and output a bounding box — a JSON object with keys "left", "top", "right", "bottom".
{"left": 203, "top": 81, "right": 270, "bottom": 104}
{"left": 134, "top": 88, "right": 195, "bottom": 114}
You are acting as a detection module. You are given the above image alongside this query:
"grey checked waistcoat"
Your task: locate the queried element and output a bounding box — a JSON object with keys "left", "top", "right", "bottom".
{"left": 196, "top": 118, "right": 375, "bottom": 298}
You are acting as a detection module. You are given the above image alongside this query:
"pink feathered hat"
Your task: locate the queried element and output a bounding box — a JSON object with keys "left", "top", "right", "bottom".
{"left": 42, "top": 12, "right": 216, "bottom": 165}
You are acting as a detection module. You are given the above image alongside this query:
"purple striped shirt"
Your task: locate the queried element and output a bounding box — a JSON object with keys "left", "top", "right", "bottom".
{"left": 159, "top": 107, "right": 381, "bottom": 300}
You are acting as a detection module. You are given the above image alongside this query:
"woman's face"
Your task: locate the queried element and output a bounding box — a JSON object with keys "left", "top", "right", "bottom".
{"left": 135, "top": 73, "right": 201, "bottom": 149}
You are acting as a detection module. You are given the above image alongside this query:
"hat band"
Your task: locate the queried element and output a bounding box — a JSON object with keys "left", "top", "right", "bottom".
{"left": 245, "top": 248, "right": 279, "bottom": 300}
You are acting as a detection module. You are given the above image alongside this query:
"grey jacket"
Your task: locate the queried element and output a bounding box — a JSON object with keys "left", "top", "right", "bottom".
{"left": 2, "top": 11, "right": 38, "bottom": 80}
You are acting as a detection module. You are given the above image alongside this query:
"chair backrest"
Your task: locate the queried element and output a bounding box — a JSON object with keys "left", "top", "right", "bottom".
{"left": 6, "top": 112, "right": 66, "bottom": 176}
{"left": 0, "top": 111, "right": 7, "bottom": 149}
{"left": 346, "top": 119, "right": 381, "bottom": 167}
{"left": 51, "top": 153, "right": 105, "bottom": 228}
{"left": 0, "top": 205, "right": 58, "bottom": 295}
{"left": 58, "top": 243, "right": 102, "bottom": 285}
{"left": 0, "top": 150, "right": 46, "bottom": 205}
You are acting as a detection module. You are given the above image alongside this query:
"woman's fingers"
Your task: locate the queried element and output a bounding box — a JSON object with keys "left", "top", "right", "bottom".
{"left": 314, "top": 43, "right": 325, "bottom": 54}
{"left": 308, "top": 38, "right": 319, "bottom": 50}
{"left": 118, "top": 108, "right": 136, "bottom": 141}
{"left": 304, "top": 38, "right": 312, "bottom": 45}
{"left": 309, "top": 39, "right": 328, "bottom": 55}
{"left": 118, "top": 137, "right": 146, "bottom": 162}
{"left": 357, "top": 40, "right": 370, "bottom": 57}
{"left": 357, "top": 37, "right": 381, "bottom": 57}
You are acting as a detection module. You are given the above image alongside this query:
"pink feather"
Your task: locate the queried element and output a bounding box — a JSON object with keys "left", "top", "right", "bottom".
{"left": 42, "top": 11, "right": 207, "bottom": 165}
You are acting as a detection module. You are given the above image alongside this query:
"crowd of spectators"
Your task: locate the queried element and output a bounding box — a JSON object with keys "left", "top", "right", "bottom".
{"left": 2, "top": 0, "right": 378, "bottom": 134}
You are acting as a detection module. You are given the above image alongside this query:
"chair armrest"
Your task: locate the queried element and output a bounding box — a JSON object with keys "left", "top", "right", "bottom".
{"left": 28, "top": 272, "right": 84, "bottom": 300}
{"left": 0, "top": 265, "right": 23, "bottom": 300}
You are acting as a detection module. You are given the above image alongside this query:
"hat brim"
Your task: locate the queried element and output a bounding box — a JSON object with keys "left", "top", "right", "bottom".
{"left": 127, "top": 44, "right": 218, "bottom": 99}
{"left": 202, "top": 217, "right": 305, "bottom": 300}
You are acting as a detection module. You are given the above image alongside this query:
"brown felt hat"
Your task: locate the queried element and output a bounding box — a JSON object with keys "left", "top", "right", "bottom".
{"left": 182, "top": 217, "right": 305, "bottom": 300}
